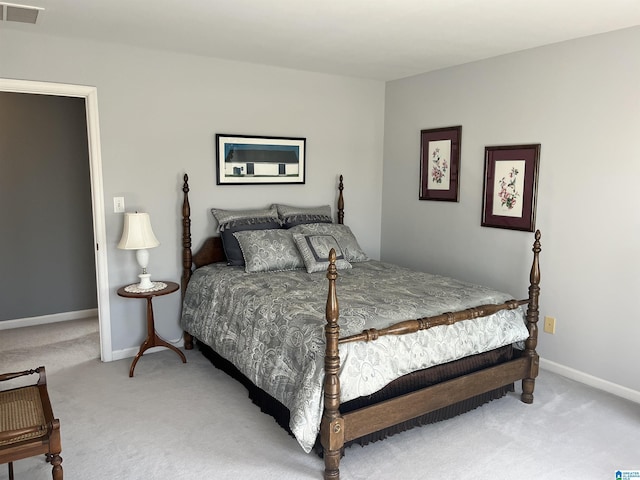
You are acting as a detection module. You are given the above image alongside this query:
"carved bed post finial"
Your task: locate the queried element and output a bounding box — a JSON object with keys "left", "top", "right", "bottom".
{"left": 337, "top": 175, "right": 344, "bottom": 225}
{"left": 181, "top": 173, "right": 194, "bottom": 350}
{"left": 522, "top": 229, "right": 541, "bottom": 403}
{"left": 321, "top": 249, "right": 343, "bottom": 480}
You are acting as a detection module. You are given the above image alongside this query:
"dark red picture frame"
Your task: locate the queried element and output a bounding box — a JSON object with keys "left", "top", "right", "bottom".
{"left": 419, "top": 126, "right": 461, "bottom": 202}
{"left": 481, "top": 144, "right": 540, "bottom": 232}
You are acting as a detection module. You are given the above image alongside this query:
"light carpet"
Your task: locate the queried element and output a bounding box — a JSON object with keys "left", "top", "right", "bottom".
{"left": 0, "top": 319, "right": 638, "bottom": 480}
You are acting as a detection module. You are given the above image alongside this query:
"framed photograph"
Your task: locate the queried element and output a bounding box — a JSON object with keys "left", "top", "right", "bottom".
{"left": 481, "top": 144, "right": 540, "bottom": 231}
{"left": 419, "top": 126, "right": 461, "bottom": 201}
{"left": 216, "top": 134, "right": 306, "bottom": 185}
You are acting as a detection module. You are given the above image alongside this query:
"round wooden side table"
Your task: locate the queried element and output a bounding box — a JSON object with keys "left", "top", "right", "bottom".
{"left": 117, "top": 281, "right": 186, "bottom": 377}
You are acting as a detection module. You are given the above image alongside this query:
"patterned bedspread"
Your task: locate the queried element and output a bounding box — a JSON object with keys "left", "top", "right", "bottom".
{"left": 180, "top": 260, "right": 529, "bottom": 453}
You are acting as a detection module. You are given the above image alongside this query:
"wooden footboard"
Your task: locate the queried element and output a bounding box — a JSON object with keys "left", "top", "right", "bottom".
{"left": 320, "top": 232, "right": 541, "bottom": 480}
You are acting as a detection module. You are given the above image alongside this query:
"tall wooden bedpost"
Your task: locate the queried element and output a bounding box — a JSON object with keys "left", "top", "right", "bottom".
{"left": 321, "top": 249, "right": 344, "bottom": 480}
{"left": 337, "top": 175, "right": 344, "bottom": 225}
{"left": 521, "top": 230, "right": 541, "bottom": 403}
{"left": 181, "top": 174, "right": 194, "bottom": 350}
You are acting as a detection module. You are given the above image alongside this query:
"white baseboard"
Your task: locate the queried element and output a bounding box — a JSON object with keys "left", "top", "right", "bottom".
{"left": 540, "top": 358, "right": 640, "bottom": 404}
{"left": 0, "top": 309, "right": 98, "bottom": 330}
{"left": 111, "top": 337, "right": 184, "bottom": 361}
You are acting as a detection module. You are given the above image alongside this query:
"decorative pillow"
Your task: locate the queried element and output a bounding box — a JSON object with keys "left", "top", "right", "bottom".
{"left": 274, "top": 204, "right": 333, "bottom": 228}
{"left": 289, "top": 223, "right": 368, "bottom": 262}
{"left": 211, "top": 207, "right": 282, "bottom": 266}
{"left": 293, "top": 233, "right": 352, "bottom": 273}
{"left": 211, "top": 206, "right": 280, "bottom": 230}
{"left": 233, "top": 229, "right": 304, "bottom": 273}
{"left": 220, "top": 221, "right": 282, "bottom": 266}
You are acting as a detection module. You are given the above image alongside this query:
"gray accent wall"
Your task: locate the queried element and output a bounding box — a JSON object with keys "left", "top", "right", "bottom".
{"left": 0, "top": 92, "right": 97, "bottom": 321}
{"left": 0, "top": 29, "right": 385, "bottom": 353}
{"left": 382, "top": 27, "right": 640, "bottom": 393}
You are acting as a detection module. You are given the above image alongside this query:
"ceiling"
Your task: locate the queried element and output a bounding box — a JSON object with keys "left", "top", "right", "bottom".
{"left": 3, "top": 0, "right": 640, "bottom": 81}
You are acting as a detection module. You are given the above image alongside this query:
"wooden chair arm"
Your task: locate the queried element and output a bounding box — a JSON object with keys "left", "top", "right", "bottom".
{"left": 0, "top": 366, "right": 45, "bottom": 384}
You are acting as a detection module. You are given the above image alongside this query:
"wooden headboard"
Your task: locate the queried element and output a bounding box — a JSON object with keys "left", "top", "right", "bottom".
{"left": 180, "top": 174, "right": 345, "bottom": 298}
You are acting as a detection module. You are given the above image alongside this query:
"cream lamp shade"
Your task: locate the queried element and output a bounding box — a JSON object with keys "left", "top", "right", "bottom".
{"left": 118, "top": 212, "right": 160, "bottom": 290}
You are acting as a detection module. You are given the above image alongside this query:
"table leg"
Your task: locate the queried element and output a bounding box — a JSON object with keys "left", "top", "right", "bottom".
{"left": 129, "top": 297, "right": 187, "bottom": 377}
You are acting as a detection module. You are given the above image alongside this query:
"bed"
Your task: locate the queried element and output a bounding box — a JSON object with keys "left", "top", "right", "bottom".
{"left": 179, "top": 174, "right": 541, "bottom": 480}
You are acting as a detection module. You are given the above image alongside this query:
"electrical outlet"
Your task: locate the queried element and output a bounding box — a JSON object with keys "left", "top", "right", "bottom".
{"left": 113, "top": 196, "right": 125, "bottom": 213}
{"left": 543, "top": 316, "right": 556, "bottom": 334}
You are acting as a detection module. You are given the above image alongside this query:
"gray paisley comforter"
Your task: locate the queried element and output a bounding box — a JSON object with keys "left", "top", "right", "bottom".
{"left": 180, "top": 260, "right": 529, "bottom": 453}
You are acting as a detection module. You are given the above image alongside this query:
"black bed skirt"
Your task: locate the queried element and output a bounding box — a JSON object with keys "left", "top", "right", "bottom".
{"left": 197, "top": 341, "right": 516, "bottom": 454}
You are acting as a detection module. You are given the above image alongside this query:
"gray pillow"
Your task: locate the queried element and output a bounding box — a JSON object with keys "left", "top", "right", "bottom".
{"left": 211, "top": 206, "right": 280, "bottom": 230}
{"left": 221, "top": 221, "right": 282, "bottom": 266}
{"left": 293, "top": 233, "right": 352, "bottom": 273}
{"left": 233, "top": 229, "right": 304, "bottom": 273}
{"left": 289, "top": 223, "right": 368, "bottom": 262}
{"left": 211, "top": 206, "right": 282, "bottom": 266}
{"left": 274, "top": 204, "right": 333, "bottom": 228}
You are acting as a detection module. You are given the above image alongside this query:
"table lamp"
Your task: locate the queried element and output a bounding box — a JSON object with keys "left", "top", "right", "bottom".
{"left": 117, "top": 212, "right": 160, "bottom": 290}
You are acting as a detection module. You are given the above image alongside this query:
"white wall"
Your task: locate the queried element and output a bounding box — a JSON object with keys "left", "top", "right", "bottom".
{"left": 0, "top": 30, "right": 385, "bottom": 354}
{"left": 382, "top": 27, "right": 640, "bottom": 394}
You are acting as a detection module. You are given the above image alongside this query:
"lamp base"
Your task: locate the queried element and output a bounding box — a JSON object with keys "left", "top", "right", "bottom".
{"left": 137, "top": 273, "right": 153, "bottom": 290}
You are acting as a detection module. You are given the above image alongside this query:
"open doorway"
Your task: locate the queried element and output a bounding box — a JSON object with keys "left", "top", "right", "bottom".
{"left": 0, "top": 78, "right": 112, "bottom": 361}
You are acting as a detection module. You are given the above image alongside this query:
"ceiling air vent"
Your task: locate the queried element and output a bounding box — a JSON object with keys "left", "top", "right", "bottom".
{"left": 0, "top": 2, "right": 44, "bottom": 24}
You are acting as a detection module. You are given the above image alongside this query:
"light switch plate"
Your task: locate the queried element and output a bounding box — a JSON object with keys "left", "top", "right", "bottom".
{"left": 113, "top": 196, "right": 125, "bottom": 213}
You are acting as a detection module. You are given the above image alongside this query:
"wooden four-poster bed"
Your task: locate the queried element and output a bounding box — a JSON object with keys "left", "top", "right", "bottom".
{"left": 179, "top": 174, "right": 541, "bottom": 479}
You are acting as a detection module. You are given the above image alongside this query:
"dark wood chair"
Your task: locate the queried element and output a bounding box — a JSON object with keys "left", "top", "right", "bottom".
{"left": 0, "top": 367, "right": 63, "bottom": 480}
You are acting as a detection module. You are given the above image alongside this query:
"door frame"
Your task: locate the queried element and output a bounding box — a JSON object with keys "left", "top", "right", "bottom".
{"left": 0, "top": 78, "right": 112, "bottom": 361}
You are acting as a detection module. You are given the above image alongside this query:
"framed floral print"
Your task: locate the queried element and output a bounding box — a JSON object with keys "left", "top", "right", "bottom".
{"left": 419, "top": 126, "right": 461, "bottom": 201}
{"left": 481, "top": 144, "right": 540, "bottom": 232}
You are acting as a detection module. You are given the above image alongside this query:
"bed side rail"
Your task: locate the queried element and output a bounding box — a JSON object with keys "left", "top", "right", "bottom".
{"left": 338, "top": 298, "right": 528, "bottom": 345}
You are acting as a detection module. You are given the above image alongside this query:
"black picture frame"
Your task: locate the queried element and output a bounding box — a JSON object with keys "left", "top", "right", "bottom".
{"left": 216, "top": 134, "right": 306, "bottom": 185}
